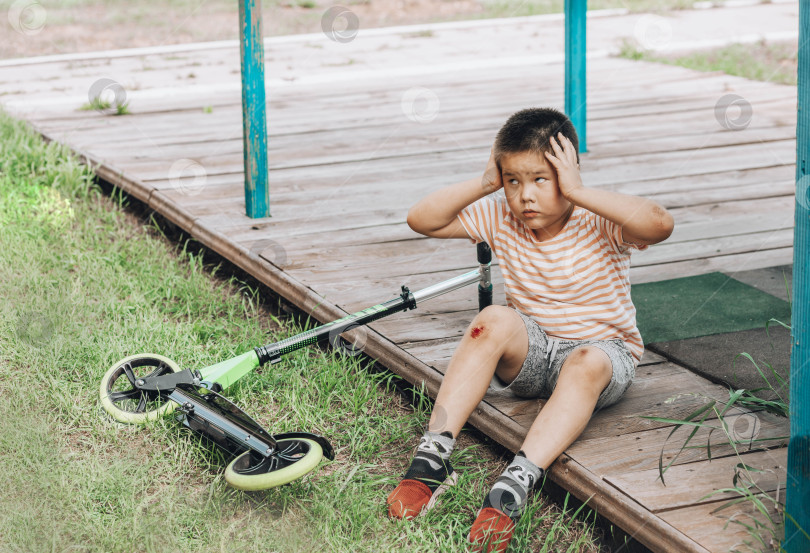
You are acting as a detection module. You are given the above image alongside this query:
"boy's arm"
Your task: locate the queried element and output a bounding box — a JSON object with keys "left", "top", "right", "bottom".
{"left": 406, "top": 152, "right": 503, "bottom": 239}
{"left": 546, "top": 133, "right": 674, "bottom": 246}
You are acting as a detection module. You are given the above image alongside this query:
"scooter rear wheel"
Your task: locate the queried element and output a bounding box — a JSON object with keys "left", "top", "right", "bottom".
{"left": 99, "top": 353, "right": 181, "bottom": 424}
{"left": 225, "top": 438, "right": 323, "bottom": 491}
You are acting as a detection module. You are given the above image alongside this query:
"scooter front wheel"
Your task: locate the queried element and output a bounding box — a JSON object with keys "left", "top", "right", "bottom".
{"left": 225, "top": 438, "right": 323, "bottom": 491}
{"left": 99, "top": 353, "right": 181, "bottom": 424}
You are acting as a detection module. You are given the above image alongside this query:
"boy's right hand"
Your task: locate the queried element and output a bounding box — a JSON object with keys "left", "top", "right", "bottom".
{"left": 481, "top": 148, "right": 502, "bottom": 195}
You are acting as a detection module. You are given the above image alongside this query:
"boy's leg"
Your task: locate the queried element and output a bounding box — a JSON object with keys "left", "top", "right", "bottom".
{"left": 429, "top": 305, "right": 530, "bottom": 437}
{"left": 387, "top": 305, "right": 530, "bottom": 520}
{"left": 518, "top": 345, "right": 612, "bottom": 469}
{"left": 469, "top": 346, "right": 612, "bottom": 552}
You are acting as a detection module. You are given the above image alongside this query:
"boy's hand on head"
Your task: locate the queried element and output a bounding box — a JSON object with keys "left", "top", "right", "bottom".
{"left": 481, "top": 148, "right": 503, "bottom": 195}
{"left": 545, "top": 133, "right": 584, "bottom": 201}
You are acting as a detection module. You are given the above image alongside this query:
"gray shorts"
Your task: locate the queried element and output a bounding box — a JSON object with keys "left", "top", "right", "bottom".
{"left": 489, "top": 310, "right": 637, "bottom": 410}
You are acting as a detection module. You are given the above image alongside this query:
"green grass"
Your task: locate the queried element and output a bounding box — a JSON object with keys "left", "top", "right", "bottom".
{"left": 618, "top": 39, "right": 798, "bottom": 86}
{"left": 79, "top": 97, "right": 131, "bottom": 115}
{"left": 0, "top": 110, "right": 608, "bottom": 551}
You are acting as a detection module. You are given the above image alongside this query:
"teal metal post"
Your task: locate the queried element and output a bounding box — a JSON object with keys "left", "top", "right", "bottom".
{"left": 564, "top": 0, "right": 587, "bottom": 153}
{"left": 784, "top": 2, "right": 810, "bottom": 550}
{"left": 238, "top": 0, "right": 270, "bottom": 218}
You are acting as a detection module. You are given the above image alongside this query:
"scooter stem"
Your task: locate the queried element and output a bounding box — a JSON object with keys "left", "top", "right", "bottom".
{"left": 254, "top": 267, "right": 485, "bottom": 365}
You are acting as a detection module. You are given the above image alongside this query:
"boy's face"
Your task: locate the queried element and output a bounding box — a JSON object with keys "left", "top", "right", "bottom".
{"left": 499, "top": 150, "right": 574, "bottom": 242}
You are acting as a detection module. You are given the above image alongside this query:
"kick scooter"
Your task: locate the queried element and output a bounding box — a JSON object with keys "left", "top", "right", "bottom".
{"left": 99, "top": 243, "right": 493, "bottom": 491}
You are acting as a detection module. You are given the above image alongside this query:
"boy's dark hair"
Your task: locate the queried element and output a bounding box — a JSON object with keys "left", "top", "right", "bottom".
{"left": 493, "top": 107, "right": 580, "bottom": 165}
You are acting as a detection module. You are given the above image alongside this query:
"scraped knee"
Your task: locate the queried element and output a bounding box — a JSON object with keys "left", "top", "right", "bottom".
{"left": 467, "top": 305, "right": 518, "bottom": 341}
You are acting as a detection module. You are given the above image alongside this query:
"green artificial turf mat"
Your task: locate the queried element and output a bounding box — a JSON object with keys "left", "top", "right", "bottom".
{"left": 631, "top": 272, "right": 792, "bottom": 345}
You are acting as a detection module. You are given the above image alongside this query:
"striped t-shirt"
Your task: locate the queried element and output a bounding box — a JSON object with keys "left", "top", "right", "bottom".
{"left": 457, "top": 194, "right": 647, "bottom": 363}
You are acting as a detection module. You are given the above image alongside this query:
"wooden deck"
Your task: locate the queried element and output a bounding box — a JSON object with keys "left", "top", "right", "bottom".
{"left": 0, "top": 22, "right": 795, "bottom": 552}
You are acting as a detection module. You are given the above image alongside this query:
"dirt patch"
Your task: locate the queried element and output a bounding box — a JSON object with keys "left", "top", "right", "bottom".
{"left": 1, "top": 0, "right": 486, "bottom": 60}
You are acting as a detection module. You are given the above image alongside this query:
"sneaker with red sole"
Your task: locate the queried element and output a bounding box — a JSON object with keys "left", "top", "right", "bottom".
{"left": 386, "top": 471, "right": 458, "bottom": 520}
{"left": 468, "top": 507, "right": 516, "bottom": 553}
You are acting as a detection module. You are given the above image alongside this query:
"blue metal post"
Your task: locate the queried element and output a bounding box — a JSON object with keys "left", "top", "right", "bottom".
{"left": 238, "top": 0, "right": 270, "bottom": 218}
{"left": 784, "top": 2, "right": 810, "bottom": 550}
{"left": 564, "top": 0, "right": 587, "bottom": 153}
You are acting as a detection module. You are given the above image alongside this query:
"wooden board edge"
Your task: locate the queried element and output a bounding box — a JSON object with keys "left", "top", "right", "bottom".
{"left": 549, "top": 456, "right": 712, "bottom": 553}
{"left": 455, "top": 397, "right": 711, "bottom": 553}
{"left": 180, "top": 219, "right": 712, "bottom": 553}
{"left": 108, "top": 206, "right": 710, "bottom": 553}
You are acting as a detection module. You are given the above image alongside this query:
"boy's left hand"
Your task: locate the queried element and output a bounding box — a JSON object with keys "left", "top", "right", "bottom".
{"left": 545, "top": 132, "right": 584, "bottom": 201}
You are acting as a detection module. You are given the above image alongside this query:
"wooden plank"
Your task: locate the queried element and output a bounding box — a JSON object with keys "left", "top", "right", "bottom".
{"left": 658, "top": 495, "right": 783, "bottom": 553}
{"left": 567, "top": 409, "right": 790, "bottom": 476}
{"left": 660, "top": 211, "right": 793, "bottom": 246}
{"left": 36, "top": 118, "right": 789, "bottom": 199}
{"left": 18, "top": 62, "right": 791, "bottom": 135}
{"left": 9, "top": 58, "right": 752, "bottom": 127}
{"left": 55, "top": 89, "right": 794, "bottom": 166}
{"left": 481, "top": 360, "right": 684, "bottom": 424}
{"left": 633, "top": 228, "right": 794, "bottom": 267}
{"left": 507, "top": 364, "right": 733, "bottom": 441}
{"left": 135, "top": 149, "right": 793, "bottom": 207}
{"left": 72, "top": 113, "right": 795, "bottom": 185}
{"left": 598, "top": 164, "right": 794, "bottom": 199}
{"left": 650, "top": 180, "right": 794, "bottom": 210}
{"left": 22, "top": 66, "right": 792, "bottom": 167}
{"left": 199, "top": 193, "right": 793, "bottom": 280}
{"left": 28, "top": 87, "right": 792, "bottom": 158}
{"left": 549, "top": 456, "right": 710, "bottom": 553}
{"left": 403, "top": 343, "right": 668, "bottom": 374}
{"left": 605, "top": 448, "right": 788, "bottom": 512}
{"left": 272, "top": 222, "right": 794, "bottom": 278}
{"left": 139, "top": 164, "right": 793, "bottom": 241}
{"left": 292, "top": 223, "right": 794, "bottom": 305}
{"left": 91, "top": 122, "right": 788, "bottom": 198}
{"left": 56, "top": 94, "right": 793, "bottom": 148}
{"left": 137, "top": 185, "right": 792, "bottom": 268}
{"left": 399, "top": 311, "right": 668, "bottom": 373}
{"left": 282, "top": 237, "right": 793, "bottom": 315}
{"left": 205, "top": 157, "right": 793, "bottom": 250}
{"left": 629, "top": 247, "right": 794, "bottom": 285}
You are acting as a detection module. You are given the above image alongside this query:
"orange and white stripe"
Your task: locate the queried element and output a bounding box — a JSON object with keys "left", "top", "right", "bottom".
{"left": 458, "top": 195, "right": 647, "bottom": 363}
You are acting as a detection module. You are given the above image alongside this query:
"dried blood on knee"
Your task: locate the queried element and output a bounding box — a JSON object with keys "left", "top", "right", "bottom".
{"left": 470, "top": 326, "right": 484, "bottom": 339}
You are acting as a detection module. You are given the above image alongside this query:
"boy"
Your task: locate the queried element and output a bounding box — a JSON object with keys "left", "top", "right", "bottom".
{"left": 386, "top": 108, "right": 674, "bottom": 552}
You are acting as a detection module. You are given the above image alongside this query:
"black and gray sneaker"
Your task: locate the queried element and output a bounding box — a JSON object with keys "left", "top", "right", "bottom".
{"left": 387, "top": 430, "right": 458, "bottom": 519}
